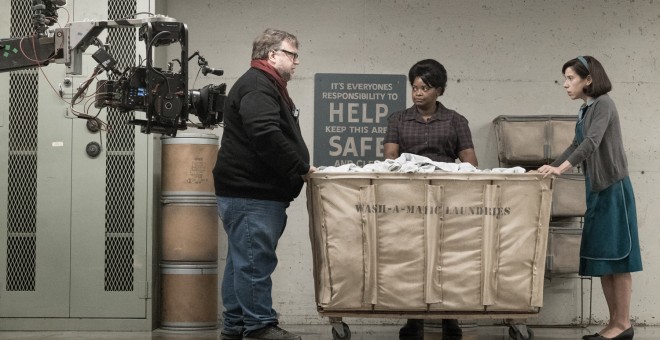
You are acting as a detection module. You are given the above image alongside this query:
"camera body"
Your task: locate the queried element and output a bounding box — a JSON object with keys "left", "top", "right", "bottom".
{"left": 96, "top": 68, "right": 225, "bottom": 135}
{"left": 1, "top": 2, "right": 225, "bottom": 136}
{"left": 93, "top": 20, "right": 226, "bottom": 136}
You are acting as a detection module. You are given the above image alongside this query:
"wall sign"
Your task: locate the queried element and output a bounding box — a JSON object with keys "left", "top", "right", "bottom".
{"left": 313, "top": 73, "right": 407, "bottom": 167}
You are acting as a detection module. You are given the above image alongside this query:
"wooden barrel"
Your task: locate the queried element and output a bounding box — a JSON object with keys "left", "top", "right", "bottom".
{"left": 160, "top": 262, "right": 218, "bottom": 330}
{"left": 161, "top": 133, "right": 219, "bottom": 196}
{"left": 161, "top": 195, "right": 218, "bottom": 262}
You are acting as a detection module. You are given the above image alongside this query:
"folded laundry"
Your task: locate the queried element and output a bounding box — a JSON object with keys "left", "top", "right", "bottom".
{"left": 318, "top": 153, "right": 526, "bottom": 174}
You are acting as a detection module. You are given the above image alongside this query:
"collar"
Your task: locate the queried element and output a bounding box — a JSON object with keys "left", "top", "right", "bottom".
{"left": 406, "top": 101, "right": 451, "bottom": 122}
{"left": 579, "top": 98, "right": 595, "bottom": 120}
{"left": 580, "top": 97, "right": 595, "bottom": 111}
{"left": 586, "top": 97, "right": 595, "bottom": 107}
{"left": 250, "top": 59, "right": 294, "bottom": 110}
{"left": 250, "top": 59, "right": 286, "bottom": 87}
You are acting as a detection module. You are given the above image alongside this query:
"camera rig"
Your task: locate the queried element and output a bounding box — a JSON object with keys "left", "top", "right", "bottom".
{"left": 0, "top": 0, "right": 225, "bottom": 136}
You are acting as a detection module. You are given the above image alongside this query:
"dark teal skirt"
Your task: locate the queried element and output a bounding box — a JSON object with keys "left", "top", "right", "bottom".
{"left": 579, "top": 176, "right": 643, "bottom": 276}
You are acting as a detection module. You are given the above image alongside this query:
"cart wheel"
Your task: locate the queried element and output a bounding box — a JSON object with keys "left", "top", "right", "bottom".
{"left": 331, "top": 322, "right": 351, "bottom": 340}
{"left": 508, "top": 325, "right": 534, "bottom": 340}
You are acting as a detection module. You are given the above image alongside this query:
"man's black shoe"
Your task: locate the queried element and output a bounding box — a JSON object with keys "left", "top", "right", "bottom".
{"left": 221, "top": 331, "right": 243, "bottom": 340}
{"left": 244, "top": 325, "right": 301, "bottom": 340}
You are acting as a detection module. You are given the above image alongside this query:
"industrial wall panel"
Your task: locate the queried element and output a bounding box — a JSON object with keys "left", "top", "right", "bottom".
{"left": 1, "top": 0, "right": 154, "bottom": 326}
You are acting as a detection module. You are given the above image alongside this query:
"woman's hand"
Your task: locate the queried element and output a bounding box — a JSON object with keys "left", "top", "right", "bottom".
{"left": 458, "top": 148, "right": 478, "bottom": 167}
{"left": 537, "top": 160, "right": 573, "bottom": 177}
{"left": 537, "top": 165, "right": 562, "bottom": 177}
{"left": 384, "top": 143, "right": 400, "bottom": 160}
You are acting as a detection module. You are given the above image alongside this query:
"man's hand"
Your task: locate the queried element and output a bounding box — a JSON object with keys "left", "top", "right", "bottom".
{"left": 302, "top": 165, "right": 318, "bottom": 182}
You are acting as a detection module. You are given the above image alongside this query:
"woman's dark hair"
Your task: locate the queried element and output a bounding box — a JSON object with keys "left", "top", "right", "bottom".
{"left": 562, "top": 56, "right": 612, "bottom": 97}
{"left": 409, "top": 59, "right": 447, "bottom": 95}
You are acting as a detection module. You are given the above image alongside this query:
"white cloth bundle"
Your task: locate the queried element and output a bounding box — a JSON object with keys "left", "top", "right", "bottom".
{"left": 318, "top": 153, "right": 526, "bottom": 174}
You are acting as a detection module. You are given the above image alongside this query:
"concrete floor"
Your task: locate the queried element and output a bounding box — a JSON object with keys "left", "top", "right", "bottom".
{"left": 0, "top": 324, "right": 658, "bottom": 339}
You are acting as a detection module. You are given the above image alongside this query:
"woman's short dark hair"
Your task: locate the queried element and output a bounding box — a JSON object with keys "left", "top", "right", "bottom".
{"left": 562, "top": 56, "right": 612, "bottom": 97}
{"left": 409, "top": 59, "right": 447, "bottom": 95}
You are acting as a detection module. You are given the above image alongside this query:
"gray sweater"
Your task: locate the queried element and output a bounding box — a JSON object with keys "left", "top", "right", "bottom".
{"left": 551, "top": 94, "right": 629, "bottom": 192}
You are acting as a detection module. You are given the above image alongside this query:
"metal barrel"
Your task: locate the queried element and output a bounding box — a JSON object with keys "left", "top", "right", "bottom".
{"left": 159, "top": 262, "right": 218, "bottom": 330}
{"left": 161, "top": 133, "right": 219, "bottom": 196}
{"left": 161, "top": 195, "right": 218, "bottom": 262}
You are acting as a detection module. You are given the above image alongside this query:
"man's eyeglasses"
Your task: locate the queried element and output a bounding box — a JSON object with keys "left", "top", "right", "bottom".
{"left": 277, "top": 49, "right": 299, "bottom": 61}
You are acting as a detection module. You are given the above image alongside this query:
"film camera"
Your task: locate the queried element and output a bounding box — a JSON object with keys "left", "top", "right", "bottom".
{"left": 0, "top": 1, "right": 226, "bottom": 136}
{"left": 93, "top": 21, "right": 226, "bottom": 136}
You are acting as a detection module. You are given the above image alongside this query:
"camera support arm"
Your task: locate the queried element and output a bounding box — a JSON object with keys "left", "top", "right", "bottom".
{"left": 0, "top": 14, "right": 178, "bottom": 75}
{"left": 64, "top": 15, "right": 178, "bottom": 75}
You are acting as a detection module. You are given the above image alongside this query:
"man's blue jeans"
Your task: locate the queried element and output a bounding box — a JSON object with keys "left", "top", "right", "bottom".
{"left": 216, "top": 196, "right": 289, "bottom": 335}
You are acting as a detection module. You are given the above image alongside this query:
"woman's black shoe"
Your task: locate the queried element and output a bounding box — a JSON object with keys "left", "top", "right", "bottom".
{"left": 582, "top": 333, "right": 599, "bottom": 339}
{"left": 399, "top": 319, "right": 424, "bottom": 339}
{"left": 594, "top": 326, "right": 634, "bottom": 340}
{"left": 442, "top": 319, "right": 462, "bottom": 337}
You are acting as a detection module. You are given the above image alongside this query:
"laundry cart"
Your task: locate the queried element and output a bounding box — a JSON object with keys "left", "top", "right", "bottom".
{"left": 306, "top": 172, "right": 553, "bottom": 340}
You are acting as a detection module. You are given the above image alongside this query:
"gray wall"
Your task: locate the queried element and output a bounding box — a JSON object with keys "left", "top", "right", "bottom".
{"left": 163, "top": 0, "right": 660, "bottom": 326}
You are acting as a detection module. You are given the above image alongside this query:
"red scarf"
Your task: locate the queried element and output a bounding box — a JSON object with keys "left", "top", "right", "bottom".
{"left": 250, "top": 59, "right": 294, "bottom": 111}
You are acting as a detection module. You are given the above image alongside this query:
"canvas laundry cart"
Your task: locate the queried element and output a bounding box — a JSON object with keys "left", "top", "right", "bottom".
{"left": 492, "top": 115, "right": 587, "bottom": 282}
{"left": 307, "top": 172, "right": 553, "bottom": 340}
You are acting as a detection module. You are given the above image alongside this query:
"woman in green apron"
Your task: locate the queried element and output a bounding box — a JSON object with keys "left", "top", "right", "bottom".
{"left": 538, "top": 56, "right": 641, "bottom": 340}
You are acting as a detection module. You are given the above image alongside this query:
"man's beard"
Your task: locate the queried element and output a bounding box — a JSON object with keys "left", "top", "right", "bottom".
{"left": 277, "top": 67, "right": 292, "bottom": 81}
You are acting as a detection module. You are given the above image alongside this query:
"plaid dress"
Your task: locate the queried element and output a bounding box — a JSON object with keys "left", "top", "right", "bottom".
{"left": 384, "top": 102, "right": 474, "bottom": 163}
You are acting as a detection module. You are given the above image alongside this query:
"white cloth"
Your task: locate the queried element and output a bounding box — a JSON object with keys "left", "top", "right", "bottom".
{"left": 317, "top": 153, "right": 526, "bottom": 174}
